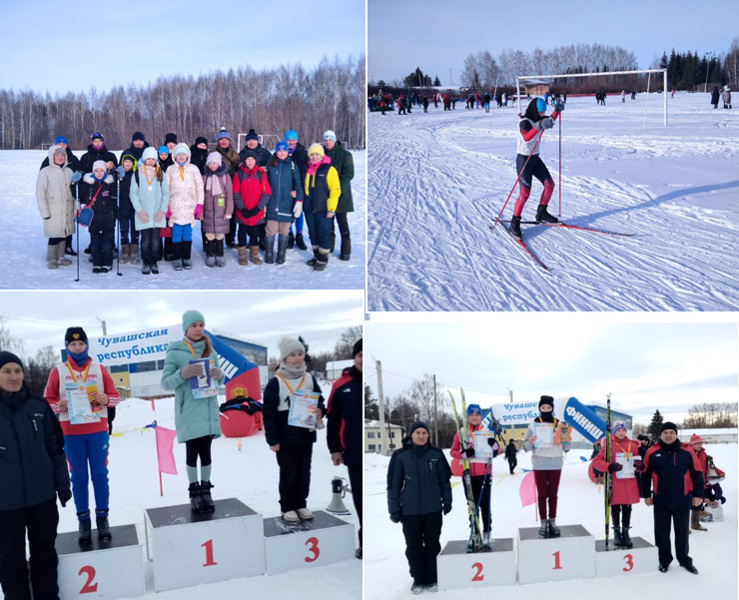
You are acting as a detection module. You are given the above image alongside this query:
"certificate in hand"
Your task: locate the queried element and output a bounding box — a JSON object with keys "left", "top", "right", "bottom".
{"left": 67, "top": 385, "right": 100, "bottom": 425}
{"left": 533, "top": 423, "right": 554, "bottom": 448}
{"left": 288, "top": 389, "right": 321, "bottom": 429}
{"left": 472, "top": 431, "right": 496, "bottom": 460}
{"left": 190, "top": 359, "right": 218, "bottom": 399}
{"left": 615, "top": 453, "right": 636, "bottom": 479}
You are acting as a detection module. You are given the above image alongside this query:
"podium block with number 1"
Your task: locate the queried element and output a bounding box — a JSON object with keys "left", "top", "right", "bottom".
{"left": 517, "top": 525, "right": 595, "bottom": 584}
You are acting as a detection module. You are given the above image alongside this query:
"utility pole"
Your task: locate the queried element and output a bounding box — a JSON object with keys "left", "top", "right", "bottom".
{"left": 433, "top": 374, "right": 438, "bottom": 447}
{"left": 376, "top": 359, "right": 388, "bottom": 455}
{"left": 704, "top": 52, "right": 714, "bottom": 93}
{"left": 97, "top": 318, "right": 107, "bottom": 336}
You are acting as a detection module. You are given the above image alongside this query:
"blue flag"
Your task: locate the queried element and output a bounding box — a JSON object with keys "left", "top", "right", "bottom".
{"left": 562, "top": 397, "right": 607, "bottom": 443}
{"left": 206, "top": 330, "right": 262, "bottom": 400}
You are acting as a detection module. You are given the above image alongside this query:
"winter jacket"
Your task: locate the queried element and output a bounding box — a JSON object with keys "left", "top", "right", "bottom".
{"left": 39, "top": 145, "right": 80, "bottom": 173}
{"left": 304, "top": 160, "right": 341, "bottom": 213}
{"left": 326, "top": 366, "right": 362, "bottom": 468}
{"left": 641, "top": 439, "right": 704, "bottom": 509}
{"left": 288, "top": 143, "right": 309, "bottom": 179}
{"left": 118, "top": 169, "right": 135, "bottom": 217}
{"left": 36, "top": 145, "right": 76, "bottom": 238}
{"left": 121, "top": 142, "right": 149, "bottom": 162}
{"left": 387, "top": 439, "right": 452, "bottom": 517}
{"left": 591, "top": 435, "right": 641, "bottom": 505}
{"left": 161, "top": 339, "right": 224, "bottom": 444}
{"left": 238, "top": 143, "right": 272, "bottom": 167}
{"left": 215, "top": 145, "right": 242, "bottom": 176}
{"left": 711, "top": 88, "right": 720, "bottom": 104}
{"left": 129, "top": 165, "right": 170, "bottom": 230}
{"left": 323, "top": 141, "right": 354, "bottom": 212}
{"left": 0, "top": 386, "right": 70, "bottom": 512}
{"left": 522, "top": 416, "right": 567, "bottom": 470}
{"left": 262, "top": 371, "right": 325, "bottom": 448}
{"left": 450, "top": 425, "right": 494, "bottom": 476}
{"left": 190, "top": 145, "right": 208, "bottom": 174}
{"left": 79, "top": 173, "right": 118, "bottom": 234}
{"left": 265, "top": 156, "right": 303, "bottom": 223}
{"left": 505, "top": 441, "right": 517, "bottom": 462}
{"left": 160, "top": 155, "right": 174, "bottom": 172}
{"left": 723, "top": 89, "right": 732, "bottom": 104}
{"left": 232, "top": 166, "right": 271, "bottom": 225}
{"left": 79, "top": 143, "right": 118, "bottom": 174}
{"left": 202, "top": 165, "right": 234, "bottom": 234}
{"left": 165, "top": 160, "right": 204, "bottom": 227}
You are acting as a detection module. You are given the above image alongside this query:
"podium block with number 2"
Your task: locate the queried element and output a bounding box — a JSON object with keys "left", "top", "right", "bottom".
{"left": 437, "top": 539, "right": 516, "bottom": 589}
{"left": 263, "top": 511, "right": 355, "bottom": 575}
{"left": 517, "top": 525, "right": 596, "bottom": 584}
{"left": 595, "top": 537, "right": 658, "bottom": 576}
{"left": 144, "top": 498, "right": 265, "bottom": 591}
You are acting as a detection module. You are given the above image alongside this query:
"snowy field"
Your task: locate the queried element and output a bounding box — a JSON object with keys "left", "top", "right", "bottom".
{"left": 56, "top": 396, "right": 360, "bottom": 599}
{"left": 367, "top": 93, "right": 739, "bottom": 311}
{"left": 0, "top": 150, "right": 365, "bottom": 290}
{"left": 365, "top": 442, "right": 737, "bottom": 599}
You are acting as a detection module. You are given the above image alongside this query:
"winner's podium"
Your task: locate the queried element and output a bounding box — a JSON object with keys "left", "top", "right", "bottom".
{"left": 518, "top": 525, "right": 596, "bottom": 584}
{"left": 437, "top": 539, "right": 516, "bottom": 589}
{"left": 57, "top": 524, "right": 145, "bottom": 599}
{"left": 263, "top": 510, "right": 355, "bottom": 574}
{"left": 144, "top": 498, "right": 265, "bottom": 591}
{"left": 595, "top": 537, "right": 658, "bottom": 576}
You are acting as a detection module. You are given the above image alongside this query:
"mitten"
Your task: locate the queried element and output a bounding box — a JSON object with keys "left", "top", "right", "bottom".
{"left": 608, "top": 462, "right": 623, "bottom": 472}
{"left": 293, "top": 201, "right": 303, "bottom": 219}
{"left": 58, "top": 489, "right": 72, "bottom": 507}
{"left": 390, "top": 512, "right": 402, "bottom": 523}
{"left": 194, "top": 205, "right": 203, "bottom": 220}
{"left": 463, "top": 447, "right": 475, "bottom": 458}
{"left": 554, "top": 100, "right": 565, "bottom": 112}
{"left": 540, "top": 117, "right": 555, "bottom": 130}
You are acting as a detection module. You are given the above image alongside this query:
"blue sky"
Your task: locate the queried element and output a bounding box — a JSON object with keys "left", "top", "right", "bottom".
{"left": 1, "top": 0, "right": 365, "bottom": 95}
{"left": 369, "top": 0, "right": 736, "bottom": 84}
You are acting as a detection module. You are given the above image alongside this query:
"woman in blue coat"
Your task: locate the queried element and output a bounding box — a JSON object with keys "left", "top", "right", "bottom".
{"left": 265, "top": 142, "right": 304, "bottom": 265}
{"left": 161, "top": 310, "right": 224, "bottom": 513}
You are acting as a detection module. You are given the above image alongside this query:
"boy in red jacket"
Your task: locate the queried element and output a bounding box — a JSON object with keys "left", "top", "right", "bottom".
{"left": 232, "top": 150, "right": 271, "bottom": 266}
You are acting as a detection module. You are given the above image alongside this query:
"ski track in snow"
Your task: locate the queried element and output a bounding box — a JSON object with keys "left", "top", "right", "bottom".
{"left": 368, "top": 94, "right": 739, "bottom": 311}
{"left": 0, "top": 151, "right": 365, "bottom": 291}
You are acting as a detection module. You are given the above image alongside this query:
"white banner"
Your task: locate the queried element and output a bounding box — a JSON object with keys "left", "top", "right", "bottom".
{"left": 88, "top": 325, "right": 182, "bottom": 365}
{"left": 491, "top": 399, "right": 566, "bottom": 426}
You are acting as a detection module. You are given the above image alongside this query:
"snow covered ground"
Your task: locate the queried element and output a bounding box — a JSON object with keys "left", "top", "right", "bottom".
{"left": 365, "top": 442, "right": 737, "bottom": 599}
{"left": 56, "top": 396, "right": 360, "bottom": 599}
{"left": 367, "top": 93, "right": 739, "bottom": 311}
{"left": 0, "top": 150, "right": 365, "bottom": 290}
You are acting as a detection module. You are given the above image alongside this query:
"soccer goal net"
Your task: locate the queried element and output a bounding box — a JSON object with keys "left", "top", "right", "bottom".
{"left": 236, "top": 133, "right": 281, "bottom": 152}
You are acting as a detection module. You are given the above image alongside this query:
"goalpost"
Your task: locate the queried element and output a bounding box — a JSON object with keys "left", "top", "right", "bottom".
{"left": 515, "top": 69, "right": 668, "bottom": 126}
{"left": 236, "top": 133, "right": 281, "bottom": 151}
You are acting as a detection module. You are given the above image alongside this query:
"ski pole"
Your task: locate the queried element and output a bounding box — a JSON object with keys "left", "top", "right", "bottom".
{"left": 558, "top": 112, "right": 562, "bottom": 217}
{"left": 490, "top": 128, "right": 546, "bottom": 233}
{"left": 116, "top": 166, "right": 125, "bottom": 276}
{"left": 605, "top": 393, "right": 611, "bottom": 549}
{"left": 71, "top": 173, "right": 82, "bottom": 283}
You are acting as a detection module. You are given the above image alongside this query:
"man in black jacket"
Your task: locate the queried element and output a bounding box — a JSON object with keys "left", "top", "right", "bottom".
{"left": 0, "top": 352, "right": 71, "bottom": 600}
{"left": 505, "top": 439, "right": 518, "bottom": 474}
{"left": 640, "top": 422, "right": 704, "bottom": 574}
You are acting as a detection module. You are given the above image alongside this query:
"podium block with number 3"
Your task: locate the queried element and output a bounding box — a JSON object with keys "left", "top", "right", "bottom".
{"left": 57, "top": 524, "right": 145, "bottom": 599}
{"left": 144, "top": 498, "right": 265, "bottom": 591}
{"left": 595, "top": 537, "right": 658, "bottom": 576}
{"left": 517, "top": 525, "right": 595, "bottom": 584}
{"left": 263, "top": 510, "right": 355, "bottom": 575}
{"left": 437, "top": 539, "right": 516, "bottom": 589}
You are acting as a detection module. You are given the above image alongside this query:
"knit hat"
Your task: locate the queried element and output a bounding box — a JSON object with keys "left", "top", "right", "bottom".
{"left": 284, "top": 130, "right": 298, "bottom": 141}
{"left": 538, "top": 395, "right": 554, "bottom": 410}
{"left": 278, "top": 337, "right": 305, "bottom": 361}
{"left": 407, "top": 421, "right": 429, "bottom": 437}
{"left": 53, "top": 146, "right": 66, "bottom": 157}
{"left": 690, "top": 433, "right": 705, "bottom": 445}
{"left": 206, "top": 152, "right": 222, "bottom": 166}
{"left": 245, "top": 128, "right": 259, "bottom": 142}
{"left": 352, "top": 338, "right": 362, "bottom": 358}
{"left": 217, "top": 128, "right": 231, "bottom": 141}
{"left": 182, "top": 310, "right": 205, "bottom": 333}
{"left": 132, "top": 131, "right": 145, "bottom": 142}
{"left": 0, "top": 351, "right": 24, "bottom": 372}
{"left": 307, "top": 143, "right": 324, "bottom": 157}
{"left": 121, "top": 153, "right": 136, "bottom": 166}
{"left": 536, "top": 98, "right": 547, "bottom": 112}
{"left": 172, "top": 143, "right": 191, "bottom": 161}
{"left": 242, "top": 149, "right": 258, "bottom": 162}
{"left": 611, "top": 421, "right": 627, "bottom": 434}
{"left": 275, "top": 141, "right": 288, "bottom": 153}
{"left": 55, "top": 135, "right": 68, "bottom": 145}
{"left": 195, "top": 136, "right": 208, "bottom": 146}
{"left": 158, "top": 145, "right": 170, "bottom": 155}
{"left": 65, "top": 327, "right": 88, "bottom": 346}
{"left": 141, "top": 147, "right": 158, "bottom": 162}
{"left": 164, "top": 133, "right": 178, "bottom": 145}
{"left": 322, "top": 130, "right": 337, "bottom": 142}
{"left": 91, "top": 132, "right": 105, "bottom": 142}
{"left": 467, "top": 404, "right": 482, "bottom": 415}
{"left": 660, "top": 422, "right": 678, "bottom": 434}
{"left": 92, "top": 160, "right": 106, "bottom": 172}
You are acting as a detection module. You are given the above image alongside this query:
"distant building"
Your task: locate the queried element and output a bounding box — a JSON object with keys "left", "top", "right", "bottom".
{"left": 521, "top": 79, "right": 550, "bottom": 97}
{"left": 678, "top": 428, "right": 737, "bottom": 444}
{"left": 365, "top": 419, "right": 404, "bottom": 454}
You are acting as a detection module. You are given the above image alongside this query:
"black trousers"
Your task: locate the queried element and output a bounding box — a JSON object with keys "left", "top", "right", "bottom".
{"left": 237, "top": 223, "right": 259, "bottom": 247}
{"left": 140, "top": 228, "right": 160, "bottom": 263}
{"left": 507, "top": 457, "right": 517, "bottom": 474}
{"left": 470, "top": 474, "right": 491, "bottom": 532}
{"left": 0, "top": 499, "right": 59, "bottom": 600}
{"left": 612, "top": 504, "right": 632, "bottom": 527}
{"left": 185, "top": 435, "right": 213, "bottom": 468}
{"left": 331, "top": 212, "right": 350, "bottom": 241}
{"left": 276, "top": 444, "right": 313, "bottom": 512}
{"left": 346, "top": 459, "right": 362, "bottom": 548}
{"left": 654, "top": 505, "right": 692, "bottom": 567}
{"left": 107, "top": 406, "right": 116, "bottom": 435}
{"left": 401, "top": 512, "right": 442, "bottom": 586}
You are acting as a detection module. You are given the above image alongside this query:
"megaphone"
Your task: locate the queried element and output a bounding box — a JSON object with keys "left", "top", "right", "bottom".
{"left": 326, "top": 476, "right": 352, "bottom": 515}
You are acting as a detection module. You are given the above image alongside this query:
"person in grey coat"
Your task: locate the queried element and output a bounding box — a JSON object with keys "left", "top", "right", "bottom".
{"left": 387, "top": 421, "right": 452, "bottom": 594}
{"left": 722, "top": 85, "right": 732, "bottom": 109}
{"left": 36, "top": 145, "right": 76, "bottom": 270}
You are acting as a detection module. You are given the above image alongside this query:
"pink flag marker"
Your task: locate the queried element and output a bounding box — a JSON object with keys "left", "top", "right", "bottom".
{"left": 155, "top": 425, "right": 178, "bottom": 475}
{"left": 519, "top": 470, "right": 536, "bottom": 507}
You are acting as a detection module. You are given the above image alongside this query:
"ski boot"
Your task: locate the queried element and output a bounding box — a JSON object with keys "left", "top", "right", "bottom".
{"left": 535, "top": 204, "right": 559, "bottom": 224}
{"left": 189, "top": 482, "right": 205, "bottom": 513}
{"left": 510, "top": 216, "right": 522, "bottom": 239}
{"left": 78, "top": 514, "right": 92, "bottom": 545}
{"left": 200, "top": 481, "right": 215, "bottom": 512}
{"left": 482, "top": 531, "right": 493, "bottom": 550}
{"left": 547, "top": 519, "right": 561, "bottom": 537}
{"left": 612, "top": 525, "right": 624, "bottom": 548}
{"left": 538, "top": 519, "right": 549, "bottom": 539}
{"left": 96, "top": 515, "right": 112, "bottom": 543}
{"left": 621, "top": 526, "right": 633, "bottom": 549}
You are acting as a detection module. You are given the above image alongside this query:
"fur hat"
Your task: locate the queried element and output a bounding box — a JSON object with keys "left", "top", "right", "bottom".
{"left": 307, "top": 143, "right": 324, "bottom": 158}
{"left": 278, "top": 337, "right": 305, "bottom": 361}
{"left": 141, "top": 147, "right": 158, "bottom": 162}
{"left": 206, "top": 152, "right": 222, "bottom": 166}
{"left": 0, "top": 351, "right": 24, "bottom": 372}
{"left": 65, "top": 327, "right": 88, "bottom": 346}
{"left": 182, "top": 310, "right": 205, "bottom": 333}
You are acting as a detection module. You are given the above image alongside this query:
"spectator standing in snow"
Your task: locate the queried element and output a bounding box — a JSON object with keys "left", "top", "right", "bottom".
{"left": 190, "top": 137, "right": 209, "bottom": 175}
{"left": 201, "top": 152, "right": 233, "bottom": 268}
{"left": 265, "top": 142, "right": 303, "bottom": 265}
{"left": 284, "top": 130, "right": 309, "bottom": 250}
{"left": 79, "top": 133, "right": 118, "bottom": 176}
{"left": 322, "top": 130, "right": 355, "bottom": 261}
{"left": 166, "top": 144, "right": 204, "bottom": 271}
{"left": 117, "top": 153, "right": 139, "bottom": 266}
{"left": 711, "top": 86, "right": 720, "bottom": 109}
{"left": 79, "top": 161, "right": 118, "bottom": 273}
{"left": 232, "top": 150, "right": 271, "bottom": 267}
{"left": 121, "top": 131, "right": 149, "bottom": 162}
{"left": 505, "top": 438, "right": 518, "bottom": 474}
{"left": 303, "top": 143, "right": 341, "bottom": 271}
{"left": 722, "top": 85, "right": 732, "bottom": 109}
{"left": 36, "top": 145, "right": 76, "bottom": 270}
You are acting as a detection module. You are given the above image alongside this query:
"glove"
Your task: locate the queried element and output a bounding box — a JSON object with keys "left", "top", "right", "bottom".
{"left": 71, "top": 171, "right": 83, "bottom": 184}
{"left": 487, "top": 437, "right": 496, "bottom": 447}
{"left": 443, "top": 504, "right": 452, "bottom": 515}
{"left": 210, "top": 367, "right": 224, "bottom": 380}
{"left": 241, "top": 206, "right": 260, "bottom": 219}
{"left": 181, "top": 363, "right": 205, "bottom": 379}
{"left": 139, "top": 210, "right": 150, "bottom": 224}
{"left": 293, "top": 201, "right": 303, "bottom": 219}
{"left": 390, "top": 512, "right": 402, "bottom": 523}
{"left": 608, "top": 463, "right": 623, "bottom": 472}
{"left": 463, "top": 447, "right": 475, "bottom": 458}
{"left": 154, "top": 210, "right": 165, "bottom": 222}
{"left": 633, "top": 460, "right": 645, "bottom": 471}
{"left": 116, "top": 166, "right": 126, "bottom": 180}
{"left": 554, "top": 100, "right": 565, "bottom": 113}
{"left": 165, "top": 208, "right": 172, "bottom": 219}
{"left": 540, "top": 117, "right": 554, "bottom": 130}
{"left": 193, "top": 205, "right": 203, "bottom": 220}
{"left": 58, "top": 489, "right": 72, "bottom": 507}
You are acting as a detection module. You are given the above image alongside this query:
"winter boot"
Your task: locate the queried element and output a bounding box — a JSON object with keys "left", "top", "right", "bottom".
{"left": 287, "top": 231, "right": 295, "bottom": 249}
{"left": 189, "top": 482, "right": 205, "bottom": 513}
{"left": 314, "top": 249, "right": 329, "bottom": 271}
{"left": 130, "top": 243, "right": 139, "bottom": 265}
{"left": 510, "top": 216, "right": 522, "bottom": 239}
{"left": 238, "top": 246, "right": 248, "bottom": 266}
{"left": 78, "top": 517, "right": 92, "bottom": 544}
{"left": 120, "top": 244, "right": 130, "bottom": 264}
{"left": 411, "top": 582, "right": 424, "bottom": 594}
{"left": 164, "top": 238, "right": 174, "bottom": 261}
{"left": 621, "top": 526, "right": 633, "bottom": 549}
{"left": 276, "top": 235, "right": 289, "bottom": 265}
{"left": 215, "top": 238, "right": 226, "bottom": 267}
{"left": 65, "top": 239, "right": 78, "bottom": 256}
{"left": 538, "top": 519, "right": 549, "bottom": 538}
{"left": 295, "top": 233, "right": 307, "bottom": 250}
{"left": 56, "top": 242, "right": 72, "bottom": 266}
{"left": 355, "top": 547, "right": 362, "bottom": 560}
{"left": 691, "top": 509, "right": 707, "bottom": 531}
{"left": 535, "top": 204, "right": 559, "bottom": 224}
{"left": 206, "top": 239, "right": 216, "bottom": 268}
{"left": 306, "top": 246, "right": 320, "bottom": 267}
{"left": 46, "top": 245, "right": 59, "bottom": 269}
{"left": 200, "top": 481, "right": 215, "bottom": 512}
{"left": 142, "top": 261, "right": 151, "bottom": 275}
{"left": 264, "top": 235, "right": 276, "bottom": 264}
{"left": 547, "top": 519, "right": 561, "bottom": 537}
{"left": 150, "top": 260, "right": 159, "bottom": 274}
{"left": 96, "top": 516, "right": 112, "bottom": 543}
{"left": 483, "top": 531, "right": 492, "bottom": 549}
{"left": 182, "top": 241, "right": 193, "bottom": 269}
{"left": 612, "top": 525, "right": 624, "bottom": 548}
{"left": 339, "top": 238, "right": 351, "bottom": 261}
{"left": 172, "top": 242, "right": 183, "bottom": 271}
{"left": 330, "top": 233, "right": 336, "bottom": 253}
{"left": 249, "top": 245, "right": 263, "bottom": 265}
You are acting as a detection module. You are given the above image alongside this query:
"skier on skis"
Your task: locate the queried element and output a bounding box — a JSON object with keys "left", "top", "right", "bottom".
{"left": 591, "top": 421, "right": 642, "bottom": 549}
{"left": 510, "top": 97, "right": 563, "bottom": 238}
{"left": 450, "top": 404, "right": 499, "bottom": 549}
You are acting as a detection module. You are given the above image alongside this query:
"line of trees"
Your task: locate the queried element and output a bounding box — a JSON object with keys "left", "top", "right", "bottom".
{"left": 267, "top": 326, "right": 362, "bottom": 377}
{"left": 658, "top": 48, "right": 731, "bottom": 90}
{"left": 401, "top": 68, "right": 441, "bottom": 88}
{"left": 0, "top": 55, "right": 366, "bottom": 151}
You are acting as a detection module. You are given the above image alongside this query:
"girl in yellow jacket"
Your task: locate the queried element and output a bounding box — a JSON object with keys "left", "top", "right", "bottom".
{"left": 302, "top": 143, "right": 340, "bottom": 271}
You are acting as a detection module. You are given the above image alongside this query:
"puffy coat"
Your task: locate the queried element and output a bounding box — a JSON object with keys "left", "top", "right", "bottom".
{"left": 166, "top": 160, "right": 204, "bottom": 227}
{"left": 323, "top": 141, "right": 354, "bottom": 212}
{"left": 202, "top": 165, "right": 234, "bottom": 234}
{"left": 262, "top": 371, "right": 325, "bottom": 448}
{"left": 265, "top": 156, "right": 303, "bottom": 223}
{"left": 0, "top": 385, "right": 70, "bottom": 511}
{"left": 450, "top": 425, "right": 494, "bottom": 476}
{"left": 36, "top": 145, "right": 76, "bottom": 238}
{"left": 215, "top": 145, "right": 242, "bottom": 176}
{"left": 304, "top": 159, "right": 341, "bottom": 214}
{"left": 161, "top": 339, "right": 223, "bottom": 443}
{"left": 79, "top": 143, "right": 118, "bottom": 174}
{"left": 326, "top": 366, "right": 362, "bottom": 469}
{"left": 121, "top": 142, "right": 149, "bottom": 162}
{"left": 387, "top": 439, "right": 452, "bottom": 517}
{"left": 641, "top": 439, "right": 704, "bottom": 509}
{"left": 129, "top": 165, "right": 170, "bottom": 230}
{"left": 117, "top": 169, "right": 135, "bottom": 217}
{"left": 591, "top": 435, "right": 641, "bottom": 505}
{"left": 39, "top": 145, "right": 80, "bottom": 172}
{"left": 238, "top": 143, "right": 272, "bottom": 167}
{"left": 233, "top": 166, "right": 271, "bottom": 225}
{"left": 79, "top": 173, "right": 118, "bottom": 234}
